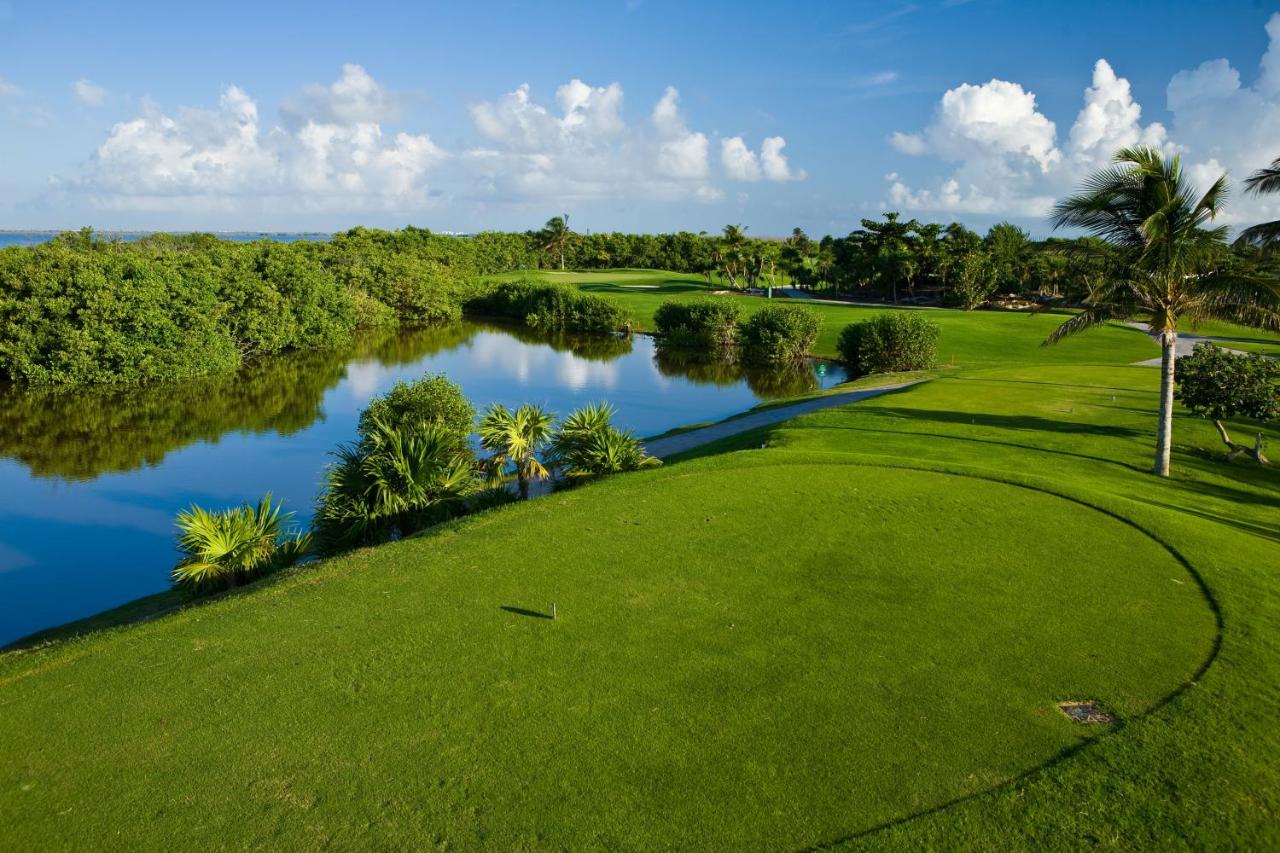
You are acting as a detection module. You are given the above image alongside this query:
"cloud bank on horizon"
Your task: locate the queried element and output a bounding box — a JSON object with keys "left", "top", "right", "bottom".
{"left": 31, "top": 12, "right": 1280, "bottom": 232}
{"left": 884, "top": 12, "right": 1280, "bottom": 228}
{"left": 60, "top": 65, "right": 802, "bottom": 216}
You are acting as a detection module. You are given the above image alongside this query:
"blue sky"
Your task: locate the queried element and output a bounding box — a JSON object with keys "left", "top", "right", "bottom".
{"left": 1, "top": 0, "right": 1277, "bottom": 236}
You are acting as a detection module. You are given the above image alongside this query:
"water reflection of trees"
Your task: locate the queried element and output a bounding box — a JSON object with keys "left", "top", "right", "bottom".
{"left": 472, "top": 319, "right": 634, "bottom": 362}
{"left": 0, "top": 322, "right": 824, "bottom": 481}
{"left": 0, "top": 324, "right": 483, "bottom": 481}
{"left": 652, "top": 346, "right": 822, "bottom": 400}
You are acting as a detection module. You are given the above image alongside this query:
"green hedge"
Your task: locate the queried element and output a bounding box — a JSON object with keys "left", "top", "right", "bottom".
{"left": 653, "top": 298, "right": 742, "bottom": 349}
{"left": 468, "top": 279, "right": 627, "bottom": 333}
{"left": 837, "top": 312, "right": 939, "bottom": 376}
{"left": 738, "top": 304, "right": 822, "bottom": 366}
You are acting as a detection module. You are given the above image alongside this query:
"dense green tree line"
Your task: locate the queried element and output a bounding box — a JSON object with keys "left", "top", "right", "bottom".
{"left": 4, "top": 207, "right": 1274, "bottom": 386}
{"left": 0, "top": 226, "right": 482, "bottom": 384}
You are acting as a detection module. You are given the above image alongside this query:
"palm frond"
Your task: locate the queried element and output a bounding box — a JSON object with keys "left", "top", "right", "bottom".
{"left": 1243, "top": 156, "right": 1280, "bottom": 196}
{"left": 1043, "top": 304, "right": 1128, "bottom": 346}
{"left": 172, "top": 493, "right": 302, "bottom": 593}
{"left": 1235, "top": 219, "right": 1280, "bottom": 249}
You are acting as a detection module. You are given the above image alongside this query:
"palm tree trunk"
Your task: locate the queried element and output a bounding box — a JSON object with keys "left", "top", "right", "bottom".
{"left": 517, "top": 469, "right": 530, "bottom": 500}
{"left": 1154, "top": 331, "right": 1177, "bottom": 477}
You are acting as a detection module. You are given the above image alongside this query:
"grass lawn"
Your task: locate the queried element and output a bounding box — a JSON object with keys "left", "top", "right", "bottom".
{"left": 497, "top": 268, "right": 1161, "bottom": 367}
{"left": 1185, "top": 318, "right": 1280, "bottom": 356}
{"left": 2, "top": 269, "right": 1279, "bottom": 848}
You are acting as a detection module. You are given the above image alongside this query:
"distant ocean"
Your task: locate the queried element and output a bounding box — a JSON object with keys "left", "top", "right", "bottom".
{"left": 0, "top": 231, "right": 335, "bottom": 248}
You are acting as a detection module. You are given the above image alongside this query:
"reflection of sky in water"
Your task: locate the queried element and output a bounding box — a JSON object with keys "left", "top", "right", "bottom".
{"left": 0, "top": 326, "right": 844, "bottom": 645}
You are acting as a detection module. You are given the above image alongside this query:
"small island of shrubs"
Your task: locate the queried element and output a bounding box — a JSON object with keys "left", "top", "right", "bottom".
{"left": 653, "top": 295, "right": 939, "bottom": 378}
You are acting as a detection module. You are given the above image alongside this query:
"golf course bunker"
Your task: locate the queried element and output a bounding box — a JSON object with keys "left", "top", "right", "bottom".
{"left": 0, "top": 464, "right": 1218, "bottom": 849}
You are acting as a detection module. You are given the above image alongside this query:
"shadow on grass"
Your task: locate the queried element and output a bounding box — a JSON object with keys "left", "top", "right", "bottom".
{"left": 499, "top": 605, "right": 554, "bottom": 620}
{"left": 868, "top": 407, "right": 1144, "bottom": 439}
{"left": 947, "top": 375, "right": 1152, "bottom": 395}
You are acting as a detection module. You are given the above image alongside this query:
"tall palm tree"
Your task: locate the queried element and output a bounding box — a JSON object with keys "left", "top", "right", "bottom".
{"left": 1045, "top": 146, "right": 1280, "bottom": 477}
{"left": 540, "top": 214, "right": 572, "bottom": 270}
{"left": 1237, "top": 155, "right": 1280, "bottom": 249}
{"left": 478, "top": 403, "right": 556, "bottom": 499}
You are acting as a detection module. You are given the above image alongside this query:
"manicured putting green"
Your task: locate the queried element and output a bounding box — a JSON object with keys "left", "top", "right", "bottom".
{"left": 0, "top": 464, "right": 1215, "bottom": 849}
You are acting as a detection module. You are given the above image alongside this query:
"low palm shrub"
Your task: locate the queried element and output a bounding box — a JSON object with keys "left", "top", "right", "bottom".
{"left": 653, "top": 299, "right": 742, "bottom": 350}
{"left": 314, "top": 418, "right": 478, "bottom": 554}
{"left": 738, "top": 304, "right": 822, "bottom": 366}
{"left": 172, "top": 493, "right": 310, "bottom": 593}
{"left": 838, "top": 312, "right": 939, "bottom": 377}
{"left": 550, "top": 402, "right": 661, "bottom": 480}
{"left": 478, "top": 403, "right": 557, "bottom": 499}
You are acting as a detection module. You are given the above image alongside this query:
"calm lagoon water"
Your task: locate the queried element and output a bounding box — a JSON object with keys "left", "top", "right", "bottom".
{"left": 0, "top": 322, "right": 845, "bottom": 645}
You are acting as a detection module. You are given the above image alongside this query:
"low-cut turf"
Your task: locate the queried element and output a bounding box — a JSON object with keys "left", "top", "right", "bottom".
{"left": 2, "top": 269, "right": 1279, "bottom": 849}
{"left": 0, "top": 463, "right": 1215, "bottom": 849}
{"left": 496, "top": 268, "right": 1162, "bottom": 366}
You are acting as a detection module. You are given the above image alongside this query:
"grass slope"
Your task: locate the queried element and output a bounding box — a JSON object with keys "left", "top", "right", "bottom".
{"left": 0, "top": 464, "right": 1216, "bottom": 849}
{"left": 3, "top": 270, "right": 1279, "bottom": 848}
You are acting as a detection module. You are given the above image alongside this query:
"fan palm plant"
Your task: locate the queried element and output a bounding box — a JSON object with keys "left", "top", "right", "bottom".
{"left": 1237, "top": 155, "right": 1280, "bottom": 249}
{"left": 173, "top": 493, "right": 310, "bottom": 593}
{"left": 550, "top": 402, "right": 661, "bottom": 480}
{"left": 1045, "top": 146, "right": 1280, "bottom": 476}
{"left": 477, "top": 403, "right": 556, "bottom": 499}
{"left": 314, "top": 418, "right": 476, "bottom": 554}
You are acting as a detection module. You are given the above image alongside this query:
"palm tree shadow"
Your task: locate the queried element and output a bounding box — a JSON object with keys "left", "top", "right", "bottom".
{"left": 870, "top": 407, "right": 1144, "bottom": 439}
{"left": 500, "top": 605, "right": 554, "bottom": 620}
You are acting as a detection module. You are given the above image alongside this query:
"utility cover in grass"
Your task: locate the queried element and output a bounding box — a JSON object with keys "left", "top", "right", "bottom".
{"left": 1057, "top": 700, "right": 1117, "bottom": 724}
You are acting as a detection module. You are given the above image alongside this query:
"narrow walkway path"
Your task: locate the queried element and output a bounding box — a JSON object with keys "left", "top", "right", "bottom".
{"left": 1125, "top": 322, "right": 1274, "bottom": 365}
{"left": 642, "top": 381, "right": 921, "bottom": 459}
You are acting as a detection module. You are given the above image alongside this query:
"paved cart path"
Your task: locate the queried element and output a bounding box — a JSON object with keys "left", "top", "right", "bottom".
{"left": 642, "top": 381, "right": 921, "bottom": 459}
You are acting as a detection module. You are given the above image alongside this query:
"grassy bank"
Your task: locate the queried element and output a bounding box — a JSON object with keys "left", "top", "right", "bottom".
{"left": 2, "top": 270, "right": 1278, "bottom": 848}
{"left": 496, "top": 269, "right": 1164, "bottom": 366}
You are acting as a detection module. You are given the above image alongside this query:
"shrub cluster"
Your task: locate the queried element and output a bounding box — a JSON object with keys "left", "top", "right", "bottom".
{"left": 179, "top": 374, "right": 661, "bottom": 585}
{"left": 653, "top": 298, "right": 742, "bottom": 349}
{"left": 357, "top": 372, "right": 475, "bottom": 449}
{"left": 468, "top": 279, "right": 627, "bottom": 333}
{"left": 0, "top": 228, "right": 483, "bottom": 386}
{"left": 738, "top": 304, "right": 823, "bottom": 367}
{"left": 837, "top": 312, "right": 939, "bottom": 376}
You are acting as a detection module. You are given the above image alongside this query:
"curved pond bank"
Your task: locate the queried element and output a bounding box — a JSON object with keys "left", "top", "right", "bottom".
{"left": 0, "top": 321, "right": 846, "bottom": 645}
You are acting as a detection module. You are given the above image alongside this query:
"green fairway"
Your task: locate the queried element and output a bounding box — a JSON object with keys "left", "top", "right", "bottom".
{"left": 499, "top": 268, "right": 1161, "bottom": 366}
{"left": 0, "top": 464, "right": 1217, "bottom": 848}
{"left": 3, "top": 269, "right": 1279, "bottom": 848}
{"left": 1184, "top": 319, "right": 1280, "bottom": 356}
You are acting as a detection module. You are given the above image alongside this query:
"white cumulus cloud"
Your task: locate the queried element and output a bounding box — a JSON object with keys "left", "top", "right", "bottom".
{"left": 1067, "top": 59, "right": 1170, "bottom": 171}
{"left": 721, "top": 135, "right": 804, "bottom": 182}
{"left": 68, "top": 65, "right": 445, "bottom": 212}
{"left": 465, "top": 80, "right": 723, "bottom": 202}
{"left": 59, "top": 68, "right": 806, "bottom": 215}
{"left": 884, "top": 14, "right": 1280, "bottom": 228}
{"left": 72, "top": 78, "right": 107, "bottom": 107}
{"left": 720, "top": 136, "right": 761, "bottom": 181}
{"left": 880, "top": 31, "right": 1244, "bottom": 221}
{"left": 1162, "top": 12, "right": 1280, "bottom": 227}
{"left": 0, "top": 76, "right": 20, "bottom": 98}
